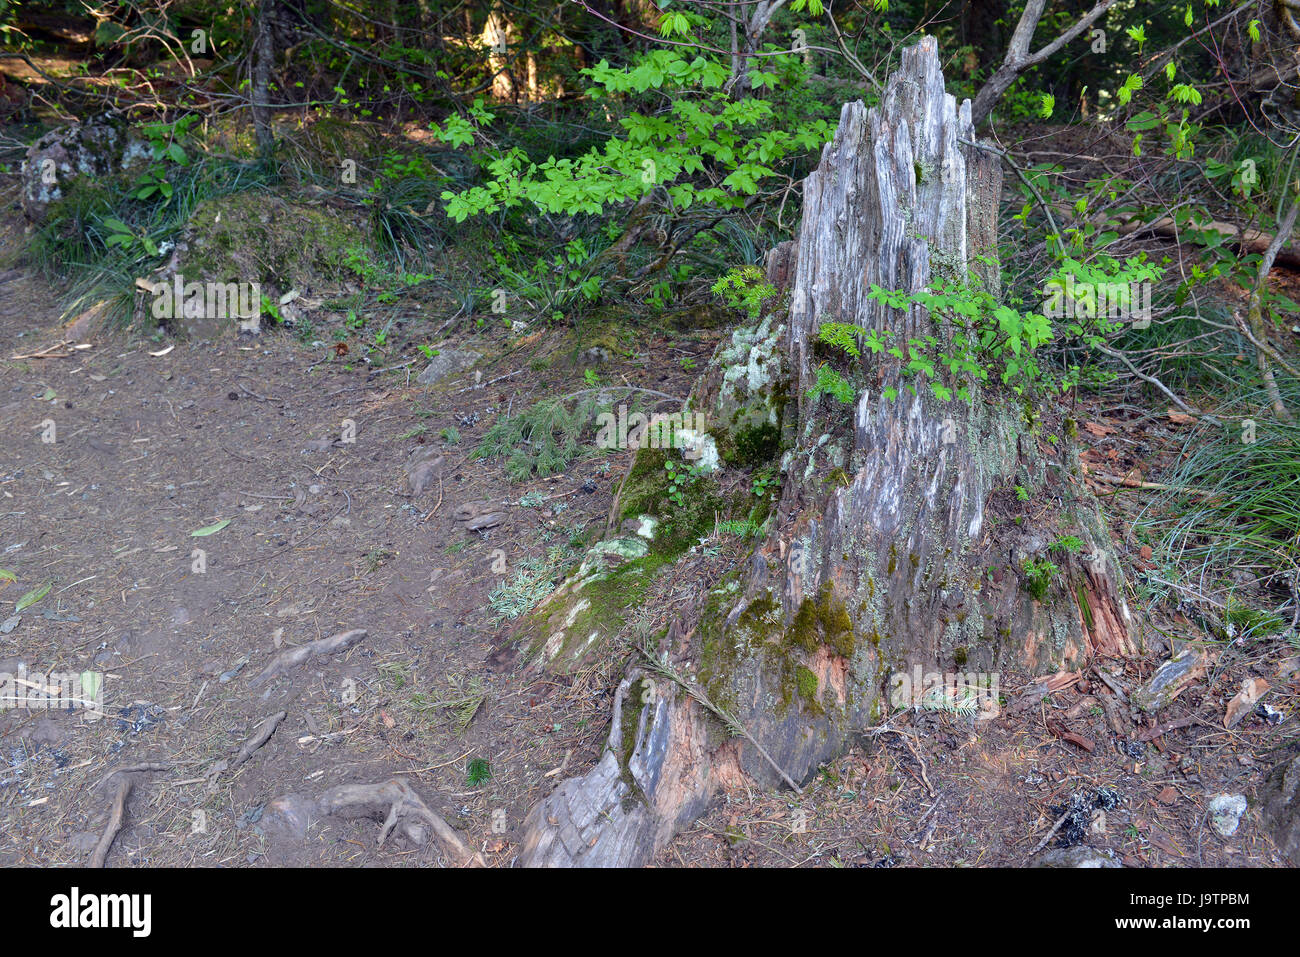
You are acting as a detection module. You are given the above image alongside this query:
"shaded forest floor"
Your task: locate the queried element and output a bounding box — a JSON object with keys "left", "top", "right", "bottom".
{"left": 0, "top": 196, "right": 1296, "bottom": 868}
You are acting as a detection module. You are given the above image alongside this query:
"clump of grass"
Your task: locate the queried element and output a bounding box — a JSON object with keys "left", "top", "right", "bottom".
{"left": 1224, "top": 597, "right": 1287, "bottom": 639}
{"left": 1021, "top": 557, "right": 1059, "bottom": 601}
{"left": 473, "top": 390, "right": 649, "bottom": 482}
{"left": 714, "top": 517, "right": 763, "bottom": 538}
{"left": 409, "top": 671, "right": 485, "bottom": 734}
{"left": 1139, "top": 384, "right": 1300, "bottom": 595}
{"left": 363, "top": 547, "right": 392, "bottom": 573}
{"left": 474, "top": 395, "right": 596, "bottom": 481}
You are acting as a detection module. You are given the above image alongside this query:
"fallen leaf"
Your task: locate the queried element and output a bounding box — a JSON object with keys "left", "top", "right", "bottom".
{"left": 1083, "top": 421, "right": 1115, "bottom": 436}
{"left": 1139, "top": 545, "right": 1153, "bottom": 560}
{"left": 191, "top": 519, "right": 232, "bottom": 537}
{"left": 1167, "top": 410, "right": 1197, "bottom": 425}
{"left": 1156, "top": 786, "right": 1178, "bottom": 805}
{"left": 15, "top": 582, "right": 51, "bottom": 612}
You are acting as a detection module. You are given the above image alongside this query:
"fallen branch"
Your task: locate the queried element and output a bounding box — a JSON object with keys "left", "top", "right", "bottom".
{"left": 1115, "top": 212, "right": 1300, "bottom": 271}
{"left": 1086, "top": 471, "right": 1216, "bottom": 496}
{"left": 877, "top": 727, "right": 936, "bottom": 796}
{"left": 1047, "top": 718, "right": 1096, "bottom": 753}
{"left": 1137, "top": 713, "right": 1205, "bottom": 742}
{"left": 10, "top": 339, "right": 75, "bottom": 360}
{"left": 1094, "top": 343, "right": 1219, "bottom": 427}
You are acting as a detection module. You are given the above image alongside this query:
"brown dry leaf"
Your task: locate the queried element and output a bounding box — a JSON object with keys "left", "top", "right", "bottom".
{"left": 1223, "top": 677, "right": 1269, "bottom": 729}
{"left": 1155, "top": 786, "right": 1178, "bottom": 805}
{"left": 1138, "top": 545, "right": 1153, "bottom": 560}
{"left": 1167, "top": 410, "right": 1197, "bottom": 425}
{"left": 379, "top": 709, "right": 396, "bottom": 730}
{"left": 1083, "top": 421, "right": 1115, "bottom": 436}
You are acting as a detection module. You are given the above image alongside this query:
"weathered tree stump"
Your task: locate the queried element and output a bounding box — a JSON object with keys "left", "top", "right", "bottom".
{"left": 515, "top": 37, "right": 1134, "bottom": 867}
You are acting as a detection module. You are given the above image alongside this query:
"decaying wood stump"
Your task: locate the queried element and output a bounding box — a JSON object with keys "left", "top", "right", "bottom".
{"left": 515, "top": 37, "right": 1135, "bottom": 867}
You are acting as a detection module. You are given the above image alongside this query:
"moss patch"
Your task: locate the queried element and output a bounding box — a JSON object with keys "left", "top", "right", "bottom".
{"left": 789, "top": 583, "right": 856, "bottom": 658}
{"left": 182, "top": 192, "right": 369, "bottom": 289}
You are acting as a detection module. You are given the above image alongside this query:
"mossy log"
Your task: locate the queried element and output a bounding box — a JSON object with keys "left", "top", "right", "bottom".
{"left": 514, "top": 37, "right": 1135, "bottom": 866}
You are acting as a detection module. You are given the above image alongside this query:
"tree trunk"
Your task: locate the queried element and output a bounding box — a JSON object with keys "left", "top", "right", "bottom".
{"left": 515, "top": 37, "right": 1135, "bottom": 867}
{"left": 252, "top": 0, "right": 276, "bottom": 157}
{"left": 482, "top": 4, "right": 518, "bottom": 102}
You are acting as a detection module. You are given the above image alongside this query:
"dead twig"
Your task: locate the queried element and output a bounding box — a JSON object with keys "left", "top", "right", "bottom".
{"left": 1024, "top": 807, "right": 1073, "bottom": 862}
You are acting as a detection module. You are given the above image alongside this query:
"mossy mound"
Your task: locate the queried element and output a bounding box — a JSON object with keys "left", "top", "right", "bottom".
{"left": 180, "top": 191, "right": 370, "bottom": 291}
{"left": 526, "top": 526, "right": 661, "bottom": 671}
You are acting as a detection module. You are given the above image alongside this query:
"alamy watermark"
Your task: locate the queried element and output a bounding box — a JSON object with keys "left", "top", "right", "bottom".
{"left": 0, "top": 665, "right": 103, "bottom": 713}
{"left": 594, "top": 404, "right": 711, "bottom": 460}
{"left": 889, "top": 664, "right": 998, "bottom": 716}
{"left": 1043, "top": 275, "right": 1152, "bottom": 328}
{"left": 151, "top": 273, "right": 259, "bottom": 321}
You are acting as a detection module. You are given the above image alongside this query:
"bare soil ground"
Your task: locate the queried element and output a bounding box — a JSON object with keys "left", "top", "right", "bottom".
{"left": 0, "top": 211, "right": 1295, "bottom": 868}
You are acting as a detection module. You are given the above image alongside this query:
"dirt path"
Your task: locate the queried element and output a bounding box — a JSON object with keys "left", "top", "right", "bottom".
{"left": 0, "top": 215, "right": 648, "bottom": 865}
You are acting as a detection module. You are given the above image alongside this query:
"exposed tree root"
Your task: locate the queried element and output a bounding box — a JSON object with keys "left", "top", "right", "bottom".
{"left": 89, "top": 764, "right": 170, "bottom": 867}
{"left": 317, "top": 778, "right": 485, "bottom": 867}
{"left": 248, "top": 627, "right": 367, "bottom": 687}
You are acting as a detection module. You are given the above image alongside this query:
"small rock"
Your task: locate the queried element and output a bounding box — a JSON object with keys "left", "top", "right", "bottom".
{"left": 21, "top": 114, "right": 150, "bottom": 221}
{"left": 464, "top": 512, "right": 505, "bottom": 532}
{"left": 1031, "top": 846, "right": 1122, "bottom": 868}
{"left": 1133, "top": 647, "right": 1209, "bottom": 712}
{"left": 0, "top": 615, "right": 20, "bottom": 634}
{"left": 261, "top": 793, "right": 317, "bottom": 843}
{"left": 416, "top": 348, "right": 480, "bottom": 386}
{"left": 406, "top": 453, "right": 444, "bottom": 496}
{"left": 1208, "top": 793, "right": 1247, "bottom": 837}
{"left": 452, "top": 502, "right": 492, "bottom": 521}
